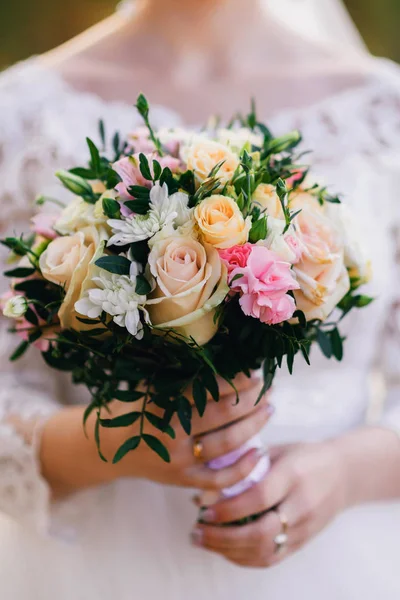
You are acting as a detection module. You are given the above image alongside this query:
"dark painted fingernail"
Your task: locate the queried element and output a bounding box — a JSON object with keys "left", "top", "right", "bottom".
{"left": 191, "top": 528, "right": 203, "bottom": 546}
{"left": 199, "top": 507, "right": 216, "bottom": 523}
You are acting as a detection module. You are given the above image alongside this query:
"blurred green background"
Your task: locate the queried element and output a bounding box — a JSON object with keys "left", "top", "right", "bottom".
{"left": 0, "top": 0, "right": 399, "bottom": 69}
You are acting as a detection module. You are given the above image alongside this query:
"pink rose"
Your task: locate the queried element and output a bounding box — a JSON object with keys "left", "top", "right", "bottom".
{"left": 113, "top": 154, "right": 182, "bottom": 201}
{"left": 230, "top": 246, "right": 299, "bottom": 325}
{"left": 31, "top": 214, "right": 58, "bottom": 240}
{"left": 219, "top": 243, "right": 252, "bottom": 276}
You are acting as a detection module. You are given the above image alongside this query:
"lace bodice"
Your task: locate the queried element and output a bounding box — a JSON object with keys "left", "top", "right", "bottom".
{"left": 0, "top": 56, "right": 399, "bottom": 534}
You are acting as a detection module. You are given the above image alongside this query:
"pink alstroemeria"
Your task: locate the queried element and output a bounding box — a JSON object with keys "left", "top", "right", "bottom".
{"left": 31, "top": 214, "right": 58, "bottom": 240}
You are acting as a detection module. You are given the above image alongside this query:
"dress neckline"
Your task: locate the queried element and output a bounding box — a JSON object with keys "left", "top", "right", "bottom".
{"left": 2, "top": 53, "right": 400, "bottom": 129}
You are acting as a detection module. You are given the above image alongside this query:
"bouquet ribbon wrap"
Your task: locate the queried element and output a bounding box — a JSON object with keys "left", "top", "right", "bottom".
{"left": 198, "top": 435, "right": 270, "bottom": 507}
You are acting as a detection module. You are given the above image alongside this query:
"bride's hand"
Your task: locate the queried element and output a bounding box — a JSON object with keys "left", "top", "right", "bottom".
{"left": 191, "top": 441, "right": 347, "bottom": 568}
{"left": 41, "top": 374, "right": 272, "bottom": 496}
{"left": 109, "top": 373, "right": 272, "bottom": 489}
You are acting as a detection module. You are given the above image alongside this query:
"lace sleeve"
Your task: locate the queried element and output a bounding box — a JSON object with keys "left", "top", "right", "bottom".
{"left": 0, "top": 59, "right": 181, "bottom": 535}
{"left": 271, "top": 58, "right": 400, "bottom": 440}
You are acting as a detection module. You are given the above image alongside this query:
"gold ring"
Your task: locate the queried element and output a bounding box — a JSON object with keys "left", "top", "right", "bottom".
{"left": 276, "top": 507, "right": 289, "bottom": 534}
{"left": 273, "top": 507, "right": 289, "bottom": 554}
{"left": 193, "top": 440, "right": 204, "bottom": 460}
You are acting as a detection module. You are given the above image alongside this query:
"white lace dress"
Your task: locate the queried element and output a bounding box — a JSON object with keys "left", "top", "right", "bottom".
{"left": 0, "top": 56, "right": 399, "bottom": 600}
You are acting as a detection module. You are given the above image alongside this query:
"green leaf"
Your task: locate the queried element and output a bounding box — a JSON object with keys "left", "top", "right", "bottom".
{"left": 255, "top": 358, "right": 277, "bottom": 405}
{"left": 142, "top": 434, "right": 171, "bottom": 463}
{"left": 102, "top": 197, "right": 121, "bottom": 219}
{"left": 355, "top": 295, "right": 374, "bottom": 308}
{"left": 179, "top": 170, "right": 196, "bottom": 195}
{"left": 208, "top": 159, "right": 226, "bottom": 179}
{"left": 286, "top": 340, "right": 295, "bottom": 375}
{"left": 94, "top": 417, "right": 108, "bottom": 462}
{"left": 28, "top": 329, "right": 42, "bottom": 344}
{"left": 177, "top": 396, "right": 192, "bottom": 435}
{"left": 25, "top": 307, "right": 39, "bottom": 326}
{"left": 95, "top": 255, "right": 131, "bottom": 275}
{"left": 200, "top": 368, "right": 219, "bottom": 402}
{"left": 144, "top": 412, "right": 175, "bottom": 439}
{"left": 135, "top": 275, "right": 152, "bottom": 296}
{"left": 86, "top": 137, "right": 101, "bottom": 175}
{"left": 192, "top": 379, "right": 207, "bottom": 417}
{"left": 330, "top": 328, "right": 343, "bottom": 361}
{"left": 249, "top": 216, "right": 267, "bottom": 243}
{"left": 114, "top": 390, "right": 145, "bottom": 402}
{"left": 4, "top": 267, "right": 36, "bottom": 278}
{"left": 124, "top": 197, "right": 151, "bottom": 215}
{"left": 99, "top": 119, "right": 106, "bottom": 147}
{"left": 101, "top": 411, "right": 141, "bottom": 428}
{"left": 317, "top": 329, "right": 333, "bottom": 359}
{"left": 139, "top": 153, "right": 153, "bottom": 181}
{"left": 10, "top": 340, "right": 30, "bottom": 361}
{"left": 293, "top": 310, "right": 307, "bottom": 329}
{"left": 69, "top": 167, "right": 97, "bottom": 179}
{"left": 130, "top": 241, "right": 149, "bottom": 264}
{"left": 113, "top": 436, "right": 141, "bottom": 463}
{"left": 266, "top": 131, "right": 301, "bottom": 155}
{"left": 83, "top": 402, "right": 96, "bottom": 436}
{"left": 152, "top": 160, "right": 162, "bottom": 181}
{"left": 76, "top": 316, "right": 102, "bottom": 325}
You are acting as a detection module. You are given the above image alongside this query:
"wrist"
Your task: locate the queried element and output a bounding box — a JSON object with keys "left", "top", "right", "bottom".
{"left": 40, "top": 407, "right": 116, "bottom": 497}
{"left": 332, "top": 427, "right": 400, "bottom": 509}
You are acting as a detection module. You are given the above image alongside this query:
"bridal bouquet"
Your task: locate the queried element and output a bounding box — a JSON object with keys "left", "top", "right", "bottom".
{"left": 1, "top": 96, "right": 372, "bottom": 466}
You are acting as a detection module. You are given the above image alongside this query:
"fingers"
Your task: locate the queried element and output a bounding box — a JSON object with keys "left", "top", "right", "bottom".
{"left": 197, "top": 404, "right": 272, "bottom": 463}
{"left": 191, "top": 511, "right": 284, "bottom": 569}
{"left": 198, "top": 461, "right": 292, "bottom": 524}
{"left": 188, "top": 447, "right": 265, "bottom": 492}
{"left": 190, "top": 383, "right": 268, "bottom": 437}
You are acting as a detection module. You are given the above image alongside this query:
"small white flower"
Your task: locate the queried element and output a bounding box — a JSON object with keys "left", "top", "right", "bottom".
{"left": 3, "top": 296, "right": 28, "bottom": 319}
{"left": 107, "top": 183, "right": 191, "bottom": 246}
{"left": 75, "top": 269, "right": 147, "bottom": 338}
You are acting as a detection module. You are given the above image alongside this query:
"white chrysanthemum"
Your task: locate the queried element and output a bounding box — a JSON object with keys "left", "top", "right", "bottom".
{"left": 75, "top": 266, "right": 147, "bottom": 338}
{"left": 3, "top": 296, "right": 28, "bottom": 319}
{"left": 107, "top": 183, "right": 191, "bottom": 246}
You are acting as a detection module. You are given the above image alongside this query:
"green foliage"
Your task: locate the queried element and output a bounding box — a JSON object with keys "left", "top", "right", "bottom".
{"left": 2, "top": 96, "right": 374, "bottom": 465}
{"left": 95, "top": 255, "right": 131, "bottom": 275}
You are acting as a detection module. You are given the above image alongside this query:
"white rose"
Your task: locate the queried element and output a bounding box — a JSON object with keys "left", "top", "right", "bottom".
{"left": 55, "top": 193, "right": 111, "bottom": 236}
{"left": 326, "top": 203, "right": 371, "bottom": 282}
{"left": 3, "top": 296, "right": 28, "bottom": 319}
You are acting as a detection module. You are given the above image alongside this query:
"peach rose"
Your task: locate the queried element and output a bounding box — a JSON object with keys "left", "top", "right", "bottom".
{"left": 52, "top": 227, "right": 105, "bottom": 331}
{"left": 293, "top": 206, "right": 350, "bottom": 321}
{"left": 194, "top": 195, "right": 251, "bottom": 249}
{"left": 146, "top": 236, "right": 229, "bottom": 345}
{"left": 186, "top": 141, "right": 240, "bottom": 186}
{"left": 39, "top": 231, "right": 93, "bottom": 290}
{"left": 252, "top": 184, "right": 283, "bottom": 218}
